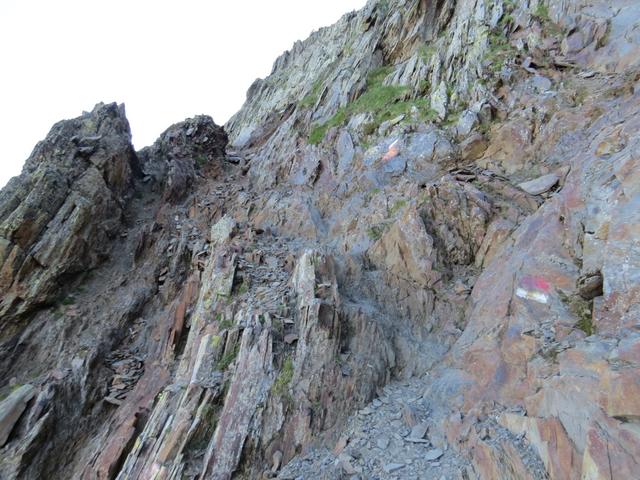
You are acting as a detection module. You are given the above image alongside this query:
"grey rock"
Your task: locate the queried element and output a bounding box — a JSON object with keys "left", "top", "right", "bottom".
{"left": 383, "top": 463, "right": 405, "bottom": 473}
{"left": 376, "top": 436, "right": 390, "bottom": 449}
{"left": 409, "top": 422, "right": 429, "bottom": 440}
{"left": 0, "top": 384, "right": 35, "bottom": 446}
{"left": 455, "top": 110, "right": 479, "bottom": 139}
{"left": 336, "top": 130, "right": 355, "bottom": 175}
{"left": 425, "top": 449, "right": 444, "bottom": 461}
{"left": 430, "top": 82, "right": 449, "bottom": 120}
{"left": 531, "top": 75, "right": 552, "bottom": 92}
{"left": 518, "top": 173, "right": 559, "bottom": 195}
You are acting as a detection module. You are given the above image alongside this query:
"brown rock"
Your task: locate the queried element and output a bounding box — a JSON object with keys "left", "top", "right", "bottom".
{"left": 577, "top": 271, "right": 603, "bottom": 300}
{"left": 460, "top": 133, "right": 488, "bottom": 161}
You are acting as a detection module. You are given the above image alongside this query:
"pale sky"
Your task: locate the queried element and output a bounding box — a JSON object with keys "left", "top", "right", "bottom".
{"left": 0, "top": 0, "right": 366, "bottom": 187}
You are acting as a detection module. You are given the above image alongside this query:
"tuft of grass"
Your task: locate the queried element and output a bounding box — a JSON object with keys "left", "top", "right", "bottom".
{"left": 534, "top": 4, "right": 550, "bottom": 22}
{"left": 377, "top": 0, "right": 389, "bottom": 14}
{"left": 194, "top": 154, "right": 208, "bottom": 168}
{"left": 558, "top": 291, "right": 595, "bottom": 336}
{"left": 217, "top": 346, "right": 239, "bottom": 371}
{"left": 485, "top": 28, "right": 518, "bottom": 74}
{"left": 0, "top": 384, "right": 24, "bottom": 402}
{"left": 367, "top": 225, "right": 384, "bottom": 242}
{"left": 216, "top": 313, "right": 233, "bottom": 330}
{"left": 61, "top": 296, "right": 75, "bottom": 306}
{"left": 273, "top": 357, "right": 294, "bottom": 398}
{"left": 418, "top": 44, "right": 437, "bottom": 63}
{"left": 389, "top": 199, "right": 407, "bottom": 216}
{"left": 299, "top": 79, "right": 324, "bottom": 109}
{"left": 233, "top": 281, "right": 249, "bottom": 296}
{"left": 309, "top": 109, "right": 348, "bottom": 145}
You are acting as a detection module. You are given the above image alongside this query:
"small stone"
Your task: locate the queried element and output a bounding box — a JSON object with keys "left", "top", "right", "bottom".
{"left": 453, "top": 280, "right": 470, "bottom": 295}
{"left": 430, "top": 81, "right": 449, "bottom": 120}
{"left": 531, "top": 75, "right": 552, "bottom": 92}
{"left": 272, "top": 450, "right": 283, "bottom": 472}
{"left": 596, "top": 135, "right": 626, "bottom": 157}
{"left": 409, "top": 422, "right": 429, "bottom": 440}
{"left": 376, "top": 436, "right": 390, "bottom": 449}
{"left": 382, "top": 463, "right": 405, "bottom": 473}
{"left": 518, "top": 173, "right": 559, "bottom": 195}
{"left": 425, "top": 448, "right": 444, "bottom": 461}
{"left": 402, "top": 404, "right": 419, "bottom": 427}
{"left": 455, "top": 110, "right": 479, "bottom": 139}
{"left": 284, "top": 334, "right": 299, "bottom": 345}
{"left": 334, "top": 434, "right": 349, "bottom": 455}
{"left": 577, "top": 271, "right": 603, "bottom": 300}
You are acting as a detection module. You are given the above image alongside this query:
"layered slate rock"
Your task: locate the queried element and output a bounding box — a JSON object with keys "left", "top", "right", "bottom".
{"left": 1, "top": 0, "right": 640, "bottom": 479}
{"left": 0, "top": 103, "right": 138, "bottom": 323}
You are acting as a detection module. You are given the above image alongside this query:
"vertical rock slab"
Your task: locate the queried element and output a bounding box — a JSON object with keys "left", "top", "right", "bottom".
{"left": 0, "top": 384, "right": 35, "bottom": 447}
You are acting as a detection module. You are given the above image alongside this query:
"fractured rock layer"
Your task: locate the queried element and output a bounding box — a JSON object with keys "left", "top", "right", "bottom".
{"left": 1, "top": 0, "right": 640, "bottom": 479}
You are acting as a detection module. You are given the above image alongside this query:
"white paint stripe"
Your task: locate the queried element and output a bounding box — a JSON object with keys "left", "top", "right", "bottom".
{"left": 516, "top": 287, "right": 549, "bottom": 304}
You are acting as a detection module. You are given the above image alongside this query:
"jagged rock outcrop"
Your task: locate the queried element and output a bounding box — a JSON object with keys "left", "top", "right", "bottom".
{"left": 1, "top": 0, "right": 640, "bottom": 479}
{"left": 138, "top": 116, "right": 228, "bottom": 202}
{"left": 0, "top": 103, "right": 138, "bottom": 323}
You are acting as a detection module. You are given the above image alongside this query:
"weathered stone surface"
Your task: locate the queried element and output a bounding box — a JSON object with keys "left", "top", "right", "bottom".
{"left": 518, "top": 173, "right": 559, "bottom": 195}
{"left": 138, "top": 115, "right": 227, "bottom": 201}
{"left": 0, "top": 384, "right": 35, "bottom": 446}
{"left": 0, "top": 102, "right": 138, "bottom": 322}
{"left": 2, "top": 1, "right": 640, "bottom": 480}
{"left": 368, "top": 207, "right": 442, "bottom": 289}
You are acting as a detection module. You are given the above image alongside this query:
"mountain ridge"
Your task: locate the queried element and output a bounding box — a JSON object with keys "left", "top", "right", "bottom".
{"left": 1, "top": 1, "right": 639, "bottom": 479}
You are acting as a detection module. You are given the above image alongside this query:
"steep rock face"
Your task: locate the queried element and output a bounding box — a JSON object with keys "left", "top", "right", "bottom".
{"left": 0, "top": 103, "right": 138, "bottom": 324}
{"left": 1, "top": 0, "right": 640, "bottom": 479}
{"left": 0, "top": 107, "right": 228, "bottom": 480}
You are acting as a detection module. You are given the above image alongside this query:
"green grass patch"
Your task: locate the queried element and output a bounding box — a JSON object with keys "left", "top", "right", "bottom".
{"left": 309, "top": 66, "right": 437, "bottom": 144}
{"left": 0, "top": 384, "right": 23, "bottom": 402}
{"left": 233, "top": 281, "right": 249, "bottom": 296}
{"left": 307, "top": 64, "right": 443, "bottom": 144}
{"left": 273, "top": 357, "right": 294, "bottom": 398}
{"left": 558, "top": 291, "right": 595, "bottom": 336}
{"left": 485, "top": 28, "right": 518, "bottom": 74}
{"left": 194, "top": 154, "right": 208, "bottom": 168}
{"left": 217, "top": 346, "right": 239, "bottom": 371}
{"left": 418, "top": 44, "right": 436, "bottom": 63}
{"left": 61, "top": 296, "right": 75, "bottom": 306}
{"left": 367, "top": 225, "right": 384, "bottom": 242}
{"left": 299, "top": 78, "right": 324, "bottom": 109}
{"left": 216, "top": 313, "right": 233, "bottom": 330}
{"left": 389, "top": 199, "right": 408, "bottom": 216}
{"left": 309, "top": 108, "right": 348, "bottom": 145}
{"left": 534, "top": 4, "right": 550, "bottom": 22}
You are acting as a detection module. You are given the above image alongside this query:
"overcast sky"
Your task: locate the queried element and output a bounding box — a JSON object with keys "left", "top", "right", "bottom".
{"left": 0, "top": 0, "right": 366, "bottom": 187}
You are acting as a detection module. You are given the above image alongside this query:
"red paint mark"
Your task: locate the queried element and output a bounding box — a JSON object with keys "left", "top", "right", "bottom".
{"left": 520, "top": 275, "right": 551, "bottom": 293}
{"left": 383, "top": 140, "right": 400, "bottom": 161}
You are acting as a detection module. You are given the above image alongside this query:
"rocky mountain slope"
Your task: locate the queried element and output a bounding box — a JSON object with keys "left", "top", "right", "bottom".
{"left": 1, "top": 0, "right": 639, "bottom": 479}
